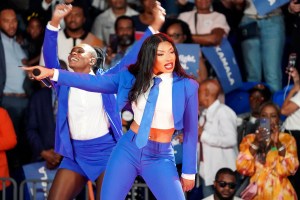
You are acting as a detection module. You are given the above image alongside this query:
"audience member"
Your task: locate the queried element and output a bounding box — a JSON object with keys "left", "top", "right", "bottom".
{"left": 39, "top": 1, "right": 104, "bottom": 71}
{"left": 178, "top": 0, "right": 230, "bottom": 77}
{"left": 161, "top": 18, "right": 207, "bottom": 82}
{"left": 0, "top": 107, "right": 17, "bottom": 198}
{"left": 25, "top": 83, "right": 62, "bottom": 169}
{"left": 22, "top": 13, "right": 45, "bottom": 66}
{"left": 198, "top": 79, "right": 238, "bottom": 198}
{"left": 237, "top": 84, "right": 271, "bottom": 145}
{"left": 89, "top": 0, "right": 109, "bottom": 21}
{"left": 105, "top": 15, "right": 136, "bottom": 69}
{"left": 233, "top": 0, "right": 285, "bottom": 92}
{"left": 20, "top": 14, "right": 46, "bottom": 95}
{"left": 105, "top": 15, "right": 138, "bottom": 135}
{"left": 202, "top": 168, "right": 242, "bottom": 200}
{"left": 0, "top": 7, "right": 33, "bottom": 180}
{"left": 287, "top": 0, "right": 300, "bottom": 69}
{"left": 178, "top": 0, "right": 230, "bottom": 47}
{"left": 91, "top": 0, "right": 138, "bottom": 46}
{"left": 237, "top": 102, "right": 299, "bottom": 199}
{"left": 281, "top": 66, "right": 300, "bottom": 198}
{"left": 131, "top": 0, "right": 156, "bottom": 32}
{"left": 28, "top": 0, "right": 74, "bottom": 29}
{"left": 212, "top": 0, "right": 245, "bottom": 79}
{"left": 161, "top": 0, "right": 194, "bottom": 18}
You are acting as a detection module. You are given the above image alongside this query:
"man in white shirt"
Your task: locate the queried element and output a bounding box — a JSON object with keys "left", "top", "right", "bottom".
{"left": 198, "top": 79, "right": 238, "bottom": 198}
{"left": 281, "top": 67, "right": 300, "bottom": 198}
{"left": 91, "top": 0, "right": 138, "bottom": 46}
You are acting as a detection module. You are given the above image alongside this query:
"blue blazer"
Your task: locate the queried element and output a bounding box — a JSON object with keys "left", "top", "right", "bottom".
{"left": 43, "top": 27, "right": 153, "bottom": 160}
{"left": 56, "top": 69, "right": 199, "bottom": 174}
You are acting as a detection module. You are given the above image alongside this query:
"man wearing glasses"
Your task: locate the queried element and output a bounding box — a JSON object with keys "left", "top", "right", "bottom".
{"left": 203, "top": 168, "right": 242, "bottom": 200}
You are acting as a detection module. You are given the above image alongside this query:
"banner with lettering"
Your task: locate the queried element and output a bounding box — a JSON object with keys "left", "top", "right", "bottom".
{"left": 253, "top": 0, "right": 289, "bottom": 16}
{"left": 201, "top": 38, "right": 242, "bottom": 93}
{"left": 176, "top": 43, "right": 200, "bottom": 79}
{"left": 22, "top": 162, "right": 57, "bottom": 200}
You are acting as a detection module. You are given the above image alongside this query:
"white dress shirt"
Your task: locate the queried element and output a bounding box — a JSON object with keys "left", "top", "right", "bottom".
{"left": 68, "top": 70, "right": 110, "bottom": 140}
{"left": 283, "top": 91, "right": 300, "bottom": 130}
{"left": 199, "top": 100, "right": 238, "bottom": 186}
{"left": 132, "top": 72, "right": 174, "bottom": 129}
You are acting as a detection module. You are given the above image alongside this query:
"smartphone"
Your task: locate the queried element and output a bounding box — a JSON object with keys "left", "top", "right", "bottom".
{"left": 259, "top": 118, "right": 271, "bottom": 140}
{"left": 288, "top": 53, "right": 297, "bottom": 70}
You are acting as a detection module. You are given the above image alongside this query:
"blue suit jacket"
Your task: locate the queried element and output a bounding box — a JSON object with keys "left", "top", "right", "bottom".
{"left": 56, "top": 69, "right": 199, "bottom": 174}
{"left": 43, "top": 27, "right": 153, "bottom": 160}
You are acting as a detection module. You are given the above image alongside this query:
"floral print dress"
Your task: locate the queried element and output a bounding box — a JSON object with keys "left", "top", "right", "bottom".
{"left": 236, "top": 133, "right": 299, "bottom": 200}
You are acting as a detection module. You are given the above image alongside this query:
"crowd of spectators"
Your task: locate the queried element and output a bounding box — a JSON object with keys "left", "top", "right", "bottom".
{"left": 0, "top": 0, "right": 300, "bottom": 199}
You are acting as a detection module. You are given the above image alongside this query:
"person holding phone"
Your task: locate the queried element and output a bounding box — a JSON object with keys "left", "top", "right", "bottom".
{"left": 287, "top": 0, "right": 300, "bottom": 69}
{"left": 281, "top": 66, "right": 300, "bottom": 198}
{"left": 236, "top": 102, "right": 299, "bottom": 199}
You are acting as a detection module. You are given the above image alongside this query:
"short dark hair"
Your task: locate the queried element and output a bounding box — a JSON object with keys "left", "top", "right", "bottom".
{"left": 248, "top": 84, "right": 272, "bottom": 102}
{"left": 114, "top": 15, "right": 135, "bottom": 31}
{"left": 215, "top": 168, "right": 236, "bottom": 181}
{"left": 70, "top": 0, "right": 88, "bottom": 17}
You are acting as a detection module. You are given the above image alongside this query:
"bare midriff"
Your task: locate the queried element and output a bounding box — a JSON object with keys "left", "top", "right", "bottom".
{"left": 130, "top": 121, "right": 175, "bottom": 143}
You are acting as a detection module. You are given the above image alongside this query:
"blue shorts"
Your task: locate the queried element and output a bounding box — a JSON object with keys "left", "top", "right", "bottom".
{"left": 59, "top": 133, "right": 116, "bottom": 181}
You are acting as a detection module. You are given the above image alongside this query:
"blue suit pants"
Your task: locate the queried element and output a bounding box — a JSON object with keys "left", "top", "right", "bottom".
{"left": 101, "top": 130, "right": 185, "bottom": 200}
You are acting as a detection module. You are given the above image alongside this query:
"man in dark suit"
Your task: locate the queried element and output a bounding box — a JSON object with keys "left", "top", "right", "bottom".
{"left": 26, "top": 85, "right": 62, "bottom": 169}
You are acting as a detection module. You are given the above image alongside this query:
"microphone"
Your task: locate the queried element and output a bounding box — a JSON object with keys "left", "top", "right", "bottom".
{"left": 288, "top": 53, "right": 297, "bottom": 81}
{"left": 32, "top": 68, "right": 52, "bottom": 88}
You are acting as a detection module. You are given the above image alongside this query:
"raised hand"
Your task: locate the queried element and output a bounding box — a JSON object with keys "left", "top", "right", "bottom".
{"left": 151, "top": 1, "right": 166, "bottom": 32}
{"left": 50, "top": 3, "right": 73, "bottom": 27}
{"left": 286, "top": 67, "right": 300, "bottom": 90}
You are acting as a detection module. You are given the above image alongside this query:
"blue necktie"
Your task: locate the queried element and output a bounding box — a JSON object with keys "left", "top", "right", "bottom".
{"left": 136, "top": 77, "right": 162, "bottom": 148}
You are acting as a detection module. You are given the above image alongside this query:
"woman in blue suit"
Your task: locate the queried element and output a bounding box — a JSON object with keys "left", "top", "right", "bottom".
{"left": 25, "top": 28, "right": 199, "bottom": 200}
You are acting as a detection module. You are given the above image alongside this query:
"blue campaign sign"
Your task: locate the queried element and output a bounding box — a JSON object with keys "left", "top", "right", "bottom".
{"left": 253, "top": 0, "right": 289, "bottom": 16}
{"left": 201, "top": 38, "right": 242, "bottom": 93}
{"left": 22, "top": 162, "right": 57, "bottom": 200}
{"left": 176, "top": 43, "right": 200, "bottom": 79}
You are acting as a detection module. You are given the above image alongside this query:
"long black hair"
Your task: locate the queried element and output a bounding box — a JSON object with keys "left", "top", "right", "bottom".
{"left": 128, "top": 33, "right": 191, "bottom": 102}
